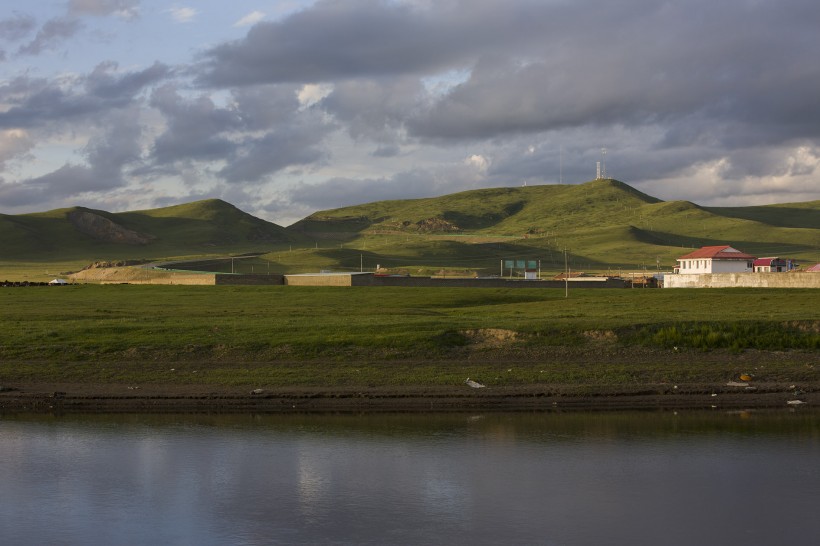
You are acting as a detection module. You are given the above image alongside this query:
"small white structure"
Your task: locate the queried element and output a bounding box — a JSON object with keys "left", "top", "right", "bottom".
{"left": 48, "top": 278, "right": 68, "bottom": 285}
{"left": 675, "top": 246, "right": 755, "bottom": 274}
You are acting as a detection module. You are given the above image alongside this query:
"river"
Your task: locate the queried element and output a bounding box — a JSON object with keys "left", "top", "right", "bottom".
{"left": 1, "top": 410, "right": 818, "bottom": 545}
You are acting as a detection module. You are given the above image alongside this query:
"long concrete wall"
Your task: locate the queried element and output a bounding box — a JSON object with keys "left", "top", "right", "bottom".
{"left": 665, "top": 272, "right": 820, "bottom": 288}
{"left": 283, "top": 273, "right": 629, "bottom": 288}
{"left": 72, "top": 267, "right": 632, "bottom": 288}
{"left": 216, "top": 274, "right": 284, "bottom": 285}
{"left": 369, "top": 276, "right": 628, "bottom": 288}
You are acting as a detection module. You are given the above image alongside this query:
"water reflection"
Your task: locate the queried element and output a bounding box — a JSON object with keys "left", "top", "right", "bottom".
{"left": 1, "top": 410, "right": 818, "bottom": 545}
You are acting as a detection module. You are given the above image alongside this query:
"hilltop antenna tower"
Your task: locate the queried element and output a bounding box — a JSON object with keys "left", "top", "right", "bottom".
{"left": 601, "top": 147, "right": 607, "bottom": 179}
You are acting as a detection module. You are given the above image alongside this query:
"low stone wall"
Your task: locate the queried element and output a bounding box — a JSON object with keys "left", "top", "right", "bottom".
{"left": 665, "top": 272, "right": 820, "bottom": 288}
{"left": 370, "top": 276, "right": 629, "bottom": 288}
{"left": 216, "top": 274, "right": 284, "bottom": 285}
{"left": 70, "top": 267, "right": 634, "bottom": 288}
{"left": 285, "top": 274, "right": 360, "bottom": 286}
{"left": 282, "top": 274, "right": 629, "bottom": 288}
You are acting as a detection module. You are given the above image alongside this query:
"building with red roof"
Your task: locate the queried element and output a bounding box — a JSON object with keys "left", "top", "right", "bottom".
{"left": 675, "top": 245, "right": 756, "bottom": 274}
{"left": 753, "top": 257, "right": 796, "bottom": 272}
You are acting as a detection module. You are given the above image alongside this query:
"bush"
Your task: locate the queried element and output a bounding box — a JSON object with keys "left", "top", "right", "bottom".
{"left": 620, "top": 321, "right": 820, "bottom": 351}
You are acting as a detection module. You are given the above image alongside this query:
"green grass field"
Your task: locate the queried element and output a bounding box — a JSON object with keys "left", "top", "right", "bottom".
{"left": 1, "top": 285, "right": 817, "bottom": 388}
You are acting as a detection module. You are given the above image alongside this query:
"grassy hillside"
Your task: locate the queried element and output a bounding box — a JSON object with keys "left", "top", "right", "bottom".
{"left": 2, "top": 180, "right": 818, "bottom": 280}
{"left": 291, "top": 180, "right": 660, "bottom": 236}
{"left": 0, "top": 199, "right": 300, "bottom": 263}
{"left": 287, "top": 179, "right": 819, "bottom": 274}
{"left": 705, "top": 201, "right": 820, "bottom": 229}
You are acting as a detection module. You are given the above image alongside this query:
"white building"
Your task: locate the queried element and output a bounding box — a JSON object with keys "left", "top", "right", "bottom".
{"left": 675, "top": 245, "right": 755, "bottom": 274}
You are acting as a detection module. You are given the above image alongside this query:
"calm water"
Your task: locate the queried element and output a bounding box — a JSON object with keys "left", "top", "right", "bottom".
{"left": 1, "top": 410, "right": 818, "bottom": 546}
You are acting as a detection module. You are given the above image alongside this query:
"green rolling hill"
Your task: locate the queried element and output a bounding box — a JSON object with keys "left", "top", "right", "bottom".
{"left": 0, "top": 199, "right": 299, "bottom": 262}
{"left": 1, "top": 180, "right": 818, "bottom": 278}
{"left": 288, "top": 179, "right": 819, "bottom": 273}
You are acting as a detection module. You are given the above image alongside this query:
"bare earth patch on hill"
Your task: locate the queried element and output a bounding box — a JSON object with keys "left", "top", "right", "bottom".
{"left": 462, "top": 328, "right": 520, "bottom": 348}
{"left": 68, "top": 210, "right": 155, "bottom": 245}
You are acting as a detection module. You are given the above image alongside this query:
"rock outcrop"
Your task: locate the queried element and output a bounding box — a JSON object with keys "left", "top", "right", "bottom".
{"left": 68, "top": 210, "right": 155, "bottom": 245}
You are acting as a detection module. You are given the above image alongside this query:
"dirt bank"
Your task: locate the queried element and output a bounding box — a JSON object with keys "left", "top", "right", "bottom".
{"left": 1, "top": 382, "right": 816, "bottom": 414}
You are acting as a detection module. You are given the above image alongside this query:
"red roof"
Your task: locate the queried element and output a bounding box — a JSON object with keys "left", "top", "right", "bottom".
{"left": 753, "top": 257, "right": 785, "bottom": 266}
{"left": 678, "top": 245, "right": 755, "bottom": 260}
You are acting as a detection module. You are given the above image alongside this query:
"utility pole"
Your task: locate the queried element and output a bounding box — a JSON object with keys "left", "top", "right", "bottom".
{"left": 564, "top": 248, "right": 569, "bottom": 298}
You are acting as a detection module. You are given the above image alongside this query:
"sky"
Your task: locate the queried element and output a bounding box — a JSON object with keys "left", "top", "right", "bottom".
{"left": 1, "top": 0, "right": 818, "bottom": 226}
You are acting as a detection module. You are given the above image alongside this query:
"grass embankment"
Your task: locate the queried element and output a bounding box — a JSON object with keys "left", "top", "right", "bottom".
{"left": 0, "top": 286, "right": 817, "bottom": 392}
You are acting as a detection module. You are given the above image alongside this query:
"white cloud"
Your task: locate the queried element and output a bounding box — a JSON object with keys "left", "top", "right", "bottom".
{"left": 297, "top": 83, "right": 333, "bottom": 109}
{"left": 69, "top": 0, "right": 140, "bottom": 20}
{"left": 0, "top": 129, "right": 34, "bottom": 165}
{"left": 465, "top": 154, "right": 489, "bottom": 172}
{"left": 166, "top": 7, "right": 198, "bottom": 24}
{"left": 233, "top": 11, "right": 266, "bottom": 28}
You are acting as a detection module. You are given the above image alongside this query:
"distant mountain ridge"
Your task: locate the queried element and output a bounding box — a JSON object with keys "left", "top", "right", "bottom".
{"left": 289, "top": 178, "right": 819, "bottom": 266}
{"left": 292, "top": 178, "right": 817, "bottom": 235}
{"left": 1, "top": 180, "right": 818, "bottom": 266}
{"left": 0, "top": 198, "right": 298, "bottom": 261}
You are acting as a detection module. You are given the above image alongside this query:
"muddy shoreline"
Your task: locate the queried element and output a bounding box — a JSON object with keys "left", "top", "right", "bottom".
{"left": 1, "top": 382, "right": 816, "bottom": 414}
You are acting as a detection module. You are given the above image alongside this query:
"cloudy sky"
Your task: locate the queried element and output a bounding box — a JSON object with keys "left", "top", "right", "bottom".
{"left": 1, "top": 0, "right": 818, "bottom": 225}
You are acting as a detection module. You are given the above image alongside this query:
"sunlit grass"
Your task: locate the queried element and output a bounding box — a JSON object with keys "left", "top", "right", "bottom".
{"left": 0, "top": 285, "right": 817, "bottom": 388}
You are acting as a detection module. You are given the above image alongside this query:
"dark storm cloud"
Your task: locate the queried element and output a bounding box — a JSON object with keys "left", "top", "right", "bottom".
{"left": 194, "top": 0, "right": 820, "bottom": 152}
{"left": 148, "top": 83, "right": 334, "bottom": 180}
{"left": 0, "top": 107, "right": 143, "bottom": 207}
{"left": 5, "top": 0, "right": 818, "bottom": 213}
{"left": 18, "top": 16, "right": 83, "bottom": 56}
{"left": 195, "top": 0, "right": 547, "bottom": 87}
{"left": 85, "top": 107, "right": 143, "bottom": 182}
{"left": 86, "top": 61, "right": 171, "bottom": 99}
{"left": 320, "top": 77, "right": 424, "bottom": 141}
{"left": 0, "top": 13, "right": 37, "bottom": 42}
{"left": 230, "top": 84, "right": 303, "bottom": 131}
{"left": 289, "top": 171, "right": 439, "bottom": 210}
{"left": 0, "top": 77, "right": 111, "bottom": 129}
{"left": 289, "top": 163, "right": 488, "bottom": 211}
{"left": 149, "top": 85, "right": 241, "bottom": 164}
{"left": 371, "top": 144, "right": 401, "bottom": 158}
{"left": 218, "top": 126, "right": 329, "bottom": 183}
{"left": 410, "top": 1, "right": 820, "bottom": 144}
{"left": 0, "top": 162, "right": 115, "bottom": 208}
{"left": 0, "top": 62, "right": 168, "bottom": 130}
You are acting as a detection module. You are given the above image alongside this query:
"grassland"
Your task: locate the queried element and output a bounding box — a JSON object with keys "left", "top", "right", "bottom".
{"left": 291, "top": 179, "right": 820, "bottom": 273}
{"left": 1, "top": 285, "right": 817, "bottom": 396}
{"left": 2, "top": 181, "right": 818, "bottom": 410}
{"left": 2, "top": 179, "right": 818, "bottom": 283}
